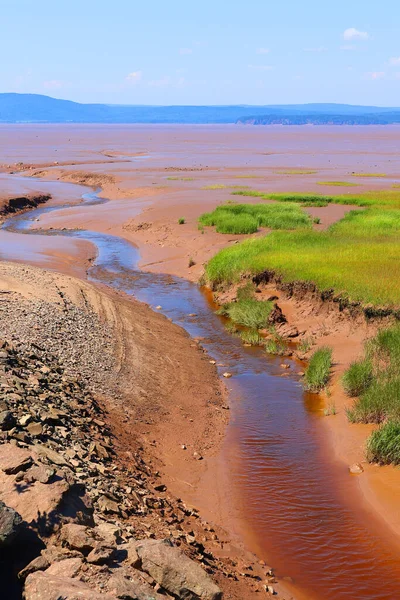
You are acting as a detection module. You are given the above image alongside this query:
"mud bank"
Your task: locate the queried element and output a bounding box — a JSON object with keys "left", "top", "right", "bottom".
{"left": 0, "top": 261, "right": 278, "bottom": 600}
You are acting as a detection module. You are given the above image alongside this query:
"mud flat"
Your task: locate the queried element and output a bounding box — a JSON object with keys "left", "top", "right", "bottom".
{"left": 1, "top": 124, "right": 400, "bottom": 599}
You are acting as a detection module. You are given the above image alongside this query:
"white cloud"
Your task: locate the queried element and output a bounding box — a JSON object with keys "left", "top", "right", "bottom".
{"left": 365, "top": 71, "right": 385, "bottom": 80}
{"left": 343, "top": 28, "right": 369, "bottom": 41}
{"left": 389, "top": 57, "right": 400, "bottom": 66}
{"left": 125, "top": 70, "right": 142, "bottom": 84}
{"left": 179, "top": 48, "right": 192, "bottom": 55}
{"left": 248, "top": 64, "right": 274, "bottom": 71}
{"left": 256, "top": 47, "right": 270, "bottom": 54}
{"left": 43, "top": 80, "right": 64, "bottom": 90}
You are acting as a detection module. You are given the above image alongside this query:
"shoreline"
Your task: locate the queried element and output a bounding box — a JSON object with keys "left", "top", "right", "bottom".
{"left": 1, "top": 123, "right": 400, "bottom": 597}
{"left": 27, "top": 167, "right": 400, "bottom": 552}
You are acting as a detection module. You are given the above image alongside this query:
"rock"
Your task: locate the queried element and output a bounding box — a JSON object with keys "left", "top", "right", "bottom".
{"left": 86, "top": 543, "right": 115, "bottom": 565}
{"left": 32, "top": 444, "right": 70, "bottom": 467}
{"left": 123, "top": 539, "right": 141, "bottom": 569}
{"left": 0, "top": 410, "right": 16, "bottom": 430}
{"left": 0, "top": 444, "right": 33, "bottom": 474}
{"left": 24, "top": 572, "right": 116, "bottom": 600}
{"left": 349, "top": 463, "right": 364, "bottom": 474}
{"left": 136, "top": 539, "right": 222, "bottom": 600}
{"left": 95, "top": 521, "right": 121, "bottom": 546}
{"left": 26, "top": 464, "right": 55, "bottom": 484}
{"left": 0, "top": 500, "right": 22, "bottom": 546}
{"left": 27, "top": 421, "right": 43, "bottom": 437}
{"left": 97, "top": 494, "right": 120, "bottom": 515}
{"left": 268, "top": 303, "right": 286, "bottom": 325}
{"left": 59, "top": 523, "right": 96, "bottom": 554}
{"left": 18, "top": 554, "right": 51, "bottom": 580}
{"left": 108, "top": 569, "right": 164, "bottom": 599}
{"left": 222, "top": 372, "right": 232, "bottom": 379}
{"left": 45, "top": 557, "right": 83, "bottom": 578}
{"left": 265, "top": 584, "right": 276, "bottom": 595}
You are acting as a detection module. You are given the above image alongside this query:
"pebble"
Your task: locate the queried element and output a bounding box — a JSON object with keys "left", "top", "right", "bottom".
{"left": 223, "top": 372, "right": 232, "bottom": 378}
{"left": 349, "top": 463, "right": 364, "bottom": 474}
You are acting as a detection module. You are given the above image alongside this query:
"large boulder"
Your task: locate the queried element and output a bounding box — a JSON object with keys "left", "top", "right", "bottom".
{"left": 24, "top": 572, "right": 117, "bottom": 600}
{"left": 135, "top": 539, "right": 222, "bottom": 600}
{"left": 0, "top": 500, "right": 22, "bottom": 546}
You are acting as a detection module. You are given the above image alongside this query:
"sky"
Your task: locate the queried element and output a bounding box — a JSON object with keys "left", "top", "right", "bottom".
{"left": 2, "top": 0, "right": 400, "bottom": 106}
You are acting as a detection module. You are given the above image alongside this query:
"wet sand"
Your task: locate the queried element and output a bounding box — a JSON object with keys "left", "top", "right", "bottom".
{"left": 1, "top": 124, "right": 400, "bottom": 599}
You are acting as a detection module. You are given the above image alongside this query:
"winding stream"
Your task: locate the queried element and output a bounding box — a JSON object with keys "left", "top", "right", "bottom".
{"left": 1, "top": 181, "right": 400, "bottom": 600}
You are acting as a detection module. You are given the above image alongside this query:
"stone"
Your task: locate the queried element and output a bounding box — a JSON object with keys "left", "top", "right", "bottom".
{"left": 95, "top": 521, "right": 121, "bottom": 546}
{"left": 27, "top": 421, "right": 43, "bottom": 437}
{"left": 123, "top": 539, "right": 141, "bottom": 569}
{"left": 0, "top": 500, "right": 22, "bottom": 546}
{"left": 32, "top": 444, "right": 70, "bottom": 466}
{"left": 59, "top": 523, "right": 96, "bottom": 554}
{"left": 136, "top": 539, "right": 222, "bottom": 600}
{"left": 18, "top": 554, "right": 51, "bottom": 580}
{"left": 222, "top": 372, "right": 232, "bottom": 379}
{"left": 24, "top": 572, "right": 116, "bottom": 600}
{"left": 0, "top": 443, "right": 33, "bottom": 474}
{"left": 86, "top": 543, "right": 115, "bottom": 565}
{"left": 108, "top": 569, "right": 164, "bottom": 599}
{"left": 45, "top": 557, "right": 83, "bottom": 578}
{"left": 26, "top": 464, "right": 55, "bottom": 484}
{"left": 97, "top": 494, "right": 120, "bottom": 514}
{"left": 0, "top": 410, "right": 16, "bottom": 430}
{"left": 349, "top": 463, "right": 364, "bottom": 474}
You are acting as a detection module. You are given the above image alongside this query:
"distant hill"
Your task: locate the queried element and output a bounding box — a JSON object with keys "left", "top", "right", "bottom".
{"left": 1, "top": 93, "right": 400, "bottom": 124}
{"left": 236, "top": 112, "right": 400, "bottom": 125}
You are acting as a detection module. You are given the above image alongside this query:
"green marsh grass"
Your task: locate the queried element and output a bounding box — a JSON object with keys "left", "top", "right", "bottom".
{"left": 167, "top": 176, "right": 194, "bottom": 181}
{"left": 304, "top": 347, "right": 333, "bottom": 392}
{"left": 205, "top": 196, "right": 400, "bottom": 306}
{"left": 264, "top": 336, "right": 286, "bottom": 356}
{"left": 240, "top": 329, "right": 263, "bottom": 346}
{"left": 217, "top": 299, "right": 273, "bottom": 329}
{"left": 342, "top": 359, "right": 373, "bottom": 397}
{"left": 317, "top": 181, "right": 358, "bottom": 187}
{"left": 346, "top": 325, "right": 400, "bottom": 425}
{"left": 352, "top": 172, "right": 386, "bottom": 178}
{"left": 367, "top": 421, "right": 400, "bottom": 465}
{"left": 199, "top": 202, "right": 311, "bottom": 234}
{"left": 178, "top": 217, "right": 186, "bottom": 224}
{"left": 276, "top": 169, "right": 317, "bottom": 175}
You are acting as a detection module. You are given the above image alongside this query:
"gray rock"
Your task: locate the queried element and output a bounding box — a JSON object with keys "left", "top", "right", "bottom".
{"left": 0, "top": 500, "right": 22, "bottom": 546}
{"left": 0, "top": 410, "right": 16, "bottom": 430}
{"left": 136, "top": 539, "right": 222, "bottom": 600}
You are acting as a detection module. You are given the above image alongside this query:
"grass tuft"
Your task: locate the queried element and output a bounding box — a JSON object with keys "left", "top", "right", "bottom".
{"left": 304, "top": 347, "right": 332, "bottom": 392}
{"left": 240, "top": 329, "right": 263, "bottom": 346}
{"left": 367, "top": 421, "right": 400, "bottom": 464}
{"left": 276, "top": 169, "right": 317, "bottom": 175}
{"left": 352, "top": 172, "right": 386, "bottom": 178}
{"left": 317, "top": 181, "right": 358, "bottom": 187}
{"left": 342, "top": 359, "right": 373, "bottom": 397}
{"left": 178, "top": 217, "right": 185, "bottom": 224}
{"left": 199, "top": 202, "right": 311, "bottom": 234}
{"left": 217, "top": 299, "right": 273, "bottom": 329}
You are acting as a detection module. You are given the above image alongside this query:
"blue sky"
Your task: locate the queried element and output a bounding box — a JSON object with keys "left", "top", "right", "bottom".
{"left": 2, "top": 0, "right": 400, "bottom": 106}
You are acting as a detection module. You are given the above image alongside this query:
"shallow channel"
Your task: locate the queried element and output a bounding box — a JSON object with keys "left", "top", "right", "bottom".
{"left": 1, "top": 183, "right": 400, "bottom": 600}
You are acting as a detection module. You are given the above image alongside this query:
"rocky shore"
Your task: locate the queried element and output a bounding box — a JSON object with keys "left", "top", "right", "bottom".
{"left": 0, "top": 262, "right": 281, "bottom": 600}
